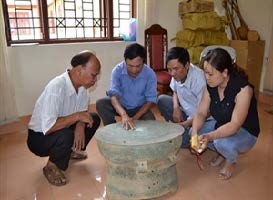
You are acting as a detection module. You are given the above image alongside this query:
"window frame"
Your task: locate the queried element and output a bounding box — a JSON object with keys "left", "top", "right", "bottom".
{"left": 2, "top": 0, "right": 136, "bottom": 46}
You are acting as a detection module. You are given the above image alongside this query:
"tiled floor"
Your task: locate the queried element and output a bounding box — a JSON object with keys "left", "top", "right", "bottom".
{"left": 0, "top": 102, "right": 272, "bottom": 200}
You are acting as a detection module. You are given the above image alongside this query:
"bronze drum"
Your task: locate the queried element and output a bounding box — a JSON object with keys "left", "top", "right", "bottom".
{"left": 95, "top": 120, "right": 183, "bottom": 200}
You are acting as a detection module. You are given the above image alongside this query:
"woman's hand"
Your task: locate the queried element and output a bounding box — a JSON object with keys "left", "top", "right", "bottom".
{"left": 198, "top": 134, "right": 212, "bottom": 151}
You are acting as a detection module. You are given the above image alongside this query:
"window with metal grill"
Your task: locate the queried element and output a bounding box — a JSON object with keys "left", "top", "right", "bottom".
{"left": 2, "top": 0, "right": 135, "bottom": 45}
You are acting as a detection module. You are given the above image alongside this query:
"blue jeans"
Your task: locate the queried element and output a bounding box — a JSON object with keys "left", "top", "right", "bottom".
{"left": 197, "top": 119, "right": 257, "bottom": 163}
{"left": 157, "top": 94, "right": 190, "bottom": 148}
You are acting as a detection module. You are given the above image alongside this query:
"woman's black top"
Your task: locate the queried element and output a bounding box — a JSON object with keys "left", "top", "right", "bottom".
{"left": 207, "top": 74, "right": 260, "bottom": 137}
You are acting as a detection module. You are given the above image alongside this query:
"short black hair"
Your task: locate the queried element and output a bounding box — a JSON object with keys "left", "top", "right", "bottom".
{"left": 70, "top": 51, "right": 95, "bottom": 67}
{"left": 166, "top": 47, "right": 190, "bottom": 66}
{"left": 123, "top": 43, "right": 146, "bottom": 61}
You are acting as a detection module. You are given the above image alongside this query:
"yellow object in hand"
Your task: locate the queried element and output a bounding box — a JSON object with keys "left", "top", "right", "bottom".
{"left": 191, "top": 134, "right": 206, "bottom": 153}
{"left": 191, "top": 134, "right": 199, "bottom": 151}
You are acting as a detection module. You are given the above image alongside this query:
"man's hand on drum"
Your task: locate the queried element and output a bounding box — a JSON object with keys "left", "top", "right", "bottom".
{"left": 121, "top": 113, "right": 136, "bottom": 130}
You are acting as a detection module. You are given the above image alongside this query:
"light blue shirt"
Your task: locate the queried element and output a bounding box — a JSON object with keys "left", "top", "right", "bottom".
{"left": 106, "top": 61, "right": 157, "bottom": 109}
{"left": 170, "top": 63, "right": 206, "bottom": 119}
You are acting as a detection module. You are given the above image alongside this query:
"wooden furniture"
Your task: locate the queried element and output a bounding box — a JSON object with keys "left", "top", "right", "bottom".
{"left": 145, "top": 24, "right": 172, "bottom": 95}
{"left": 230, "top": 40, "right": 265, "bottom": 95}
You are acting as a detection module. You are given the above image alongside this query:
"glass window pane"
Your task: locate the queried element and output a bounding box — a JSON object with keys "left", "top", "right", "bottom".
{"left": 66, "top": 27, "right": 76, "bottom": 38}
{"left": 66, "top": 18, "right": 75, "bottom": 27}
{"left": 47, "top": 0, "right": 106, "bottom": 39}
{"left": 57, "top": 27, "right": 66, "bottom": 38}
{"left": 34, "top": 28, "right": 42, "bottom": 39}
{"left": 120, "top": 5, "right": 130, "bottom": 12}
{"left": 84, "top": 11, "right": 93, "bottom": 18}
{"left": 64, "top": 2, "right": 75, "bottom": 10}
{"left": 6, "top": 0, "right": 42, "bottom": 41}
{"left": 65, "top": 10, "right": 75, "bottom": 18}
{"left": 10, "top": 28, "right": 19, "bottom": 40}
{"left": 113, "top": 28, "right": 120, "bottom": 37}
{"left": 49, "top": 27, "right": 57, "bottom": 38}
{"left": 120, "top": 12, "right": 130, "bottom": 19}
{"left": 83, "top": 2, "right": 92, "bottom": 10}
{"left": 113, "top": 0, "right": 133, "bottom": 38}
{"left": 113, "top": 19, "right": 119, "bottom": 27}
{"left": 4, "top": 0, "right": 133, "bottom": 43}
{"left": 119, "top": 0, "right": 130, "bottom": 4}
{"left": 76, "top": 27, "right": 84, "bottom": 37}
{"left": 93, "top": 0, "right": 100, "bottom": 18}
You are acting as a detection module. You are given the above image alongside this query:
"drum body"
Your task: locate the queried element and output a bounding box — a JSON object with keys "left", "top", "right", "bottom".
{"left": 95, "top": 120, "right": 183, "bottom": 200}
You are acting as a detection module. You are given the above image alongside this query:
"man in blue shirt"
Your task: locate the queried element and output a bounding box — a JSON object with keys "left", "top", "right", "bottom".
{"left": 96, "top": 43, "right": 157, "bottom": 130}
{"left": 158, "top": 47, "right": 206, "bottom": 148}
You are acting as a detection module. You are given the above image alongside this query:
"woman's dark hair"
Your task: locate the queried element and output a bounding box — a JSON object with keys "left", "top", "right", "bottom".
{"left": 124, "top": 43, "right": 146, "bottom": 61}
{"left": 70, "top": 51, "right": 95, "bottom": 67}
{"left": 204, "top": 48, "right": 248, "bottom": 79}
{"left": 166, "top": 47, "right": 190, "bottom": 67}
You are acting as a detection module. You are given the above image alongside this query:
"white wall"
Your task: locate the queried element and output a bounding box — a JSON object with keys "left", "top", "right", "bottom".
{"left": 7, "top": 0, "right": 273, "bottom": 116}
{"left": 136, "top": 0, "right": 182, "bottom": 48}
{"left": 9, "top": 42, "right": 130, "bottom": 116}
{"left": 155, "top": 0, "right": 182, "bottom": 48}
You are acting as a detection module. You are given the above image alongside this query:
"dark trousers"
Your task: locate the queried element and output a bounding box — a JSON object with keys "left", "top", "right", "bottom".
{"left": 27, "top": 112, "right": 100, "bottom": 171}
{"left": 96, "top": 97, "right": 155, "bottom": 126}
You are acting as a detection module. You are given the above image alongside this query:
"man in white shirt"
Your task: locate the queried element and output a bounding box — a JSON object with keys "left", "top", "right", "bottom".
{"left": 158, "top": 47, "right": 206, "bottom": 148}
{"left": 27, "top": 51, "right": 101, "bottom": 186}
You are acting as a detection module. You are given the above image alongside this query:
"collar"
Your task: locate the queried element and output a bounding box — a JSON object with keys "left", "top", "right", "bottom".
{"left": 64, "top": 70, "right": 78, "bottom": 96}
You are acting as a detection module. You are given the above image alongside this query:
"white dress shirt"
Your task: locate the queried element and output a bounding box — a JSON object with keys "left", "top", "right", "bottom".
{"left": 170, "top": 63, "right": 206, "bottom": 119}
{"left": 29, "top": 71, "right": 89, "bottom": 134}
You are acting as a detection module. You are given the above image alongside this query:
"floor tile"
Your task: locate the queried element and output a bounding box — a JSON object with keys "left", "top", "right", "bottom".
{"left": 0, "top": 103, "right": 272, "bottom": 200}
